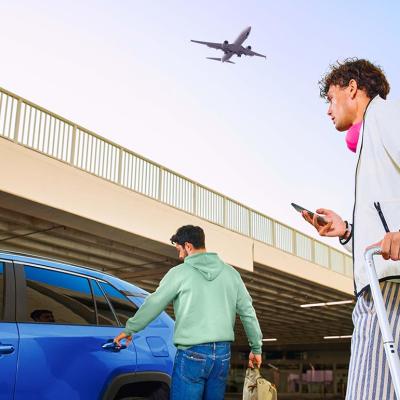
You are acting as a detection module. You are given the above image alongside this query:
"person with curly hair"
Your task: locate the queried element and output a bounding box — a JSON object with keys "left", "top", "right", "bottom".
{"left": 301, "top": 58, "right": 400, "bottom": 399}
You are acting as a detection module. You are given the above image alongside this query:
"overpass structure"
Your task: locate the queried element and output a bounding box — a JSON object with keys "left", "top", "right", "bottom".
{"left": 0, "top": 86, "right": 354, "bottom": 347}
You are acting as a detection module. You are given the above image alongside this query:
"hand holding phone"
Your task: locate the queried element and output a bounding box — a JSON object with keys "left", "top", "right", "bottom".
{"left": 291, "top": 203, "right": 327, "bottom": 226}
{"left": 291, "top": 203, "right": 348, "bottom": 238}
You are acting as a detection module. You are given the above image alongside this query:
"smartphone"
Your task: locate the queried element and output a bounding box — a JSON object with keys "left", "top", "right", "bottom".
{"left": 291, "top": 203, "right": 327, "bottom": 226}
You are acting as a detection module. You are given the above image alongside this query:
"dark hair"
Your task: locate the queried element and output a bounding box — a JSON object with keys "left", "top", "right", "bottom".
{"left": 319, "top": 58, "right": 390, "bottom": 100}
{"left": 30, "top": 309, "right": 52, "bottom": 320}
{"left": 170, "top": 225, "right": 205, "bottom": 249}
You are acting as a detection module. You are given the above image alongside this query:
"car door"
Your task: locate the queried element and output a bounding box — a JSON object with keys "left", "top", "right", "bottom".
{"left": 0, "top": 261, "right": 18, "bottom": 400}
{"left": 14, "top": 263, "right": 137, "bottom": 400}
{"left": 127, "top": 296, "right": 175, "bottom": 376}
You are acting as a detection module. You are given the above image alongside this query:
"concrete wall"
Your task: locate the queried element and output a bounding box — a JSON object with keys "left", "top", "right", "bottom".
{"left": 0, "top": 138, "right": 353, "bottom": 294}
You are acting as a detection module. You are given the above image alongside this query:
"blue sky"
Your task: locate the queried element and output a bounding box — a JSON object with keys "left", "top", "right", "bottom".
{"left": 1, "top": 1, "right": 399, "bottom": 248}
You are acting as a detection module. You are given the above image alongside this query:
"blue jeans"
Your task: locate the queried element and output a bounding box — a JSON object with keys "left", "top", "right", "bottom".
{"left": 170, "top": 342, "right": 231, "bottom": 400}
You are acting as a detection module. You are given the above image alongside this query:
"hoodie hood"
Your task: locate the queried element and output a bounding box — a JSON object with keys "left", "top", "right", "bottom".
{"left": 184, "top": 252, "right": 224, "bottom": 281}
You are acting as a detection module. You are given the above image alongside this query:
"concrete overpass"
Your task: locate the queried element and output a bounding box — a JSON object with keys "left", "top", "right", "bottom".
{"left": 0, "top": 86, "right": 354, "bottom": 348}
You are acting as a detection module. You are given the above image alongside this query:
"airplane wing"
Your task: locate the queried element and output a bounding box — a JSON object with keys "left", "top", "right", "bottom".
{"left": 247, "top": 49, "right": 266, "bottom": 58}
{"left": 191, "top": 40, "right": 223, "bottom": 50}
{"left": 206, "top": 57, "right": 235, "bottom": 64}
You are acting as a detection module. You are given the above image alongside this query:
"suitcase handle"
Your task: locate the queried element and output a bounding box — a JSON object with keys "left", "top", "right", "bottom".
{"left": 364, "top": 246, "right": 400, "bottom": 399}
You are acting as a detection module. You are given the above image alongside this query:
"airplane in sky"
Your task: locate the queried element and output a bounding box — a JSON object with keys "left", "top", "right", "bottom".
{"left": 191, "top": 26, "right": 266, "bottom": 64}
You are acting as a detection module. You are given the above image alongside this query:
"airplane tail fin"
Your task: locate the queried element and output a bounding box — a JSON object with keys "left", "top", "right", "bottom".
{"left": 206, "top": 57, "right": 235, "bottom": 64}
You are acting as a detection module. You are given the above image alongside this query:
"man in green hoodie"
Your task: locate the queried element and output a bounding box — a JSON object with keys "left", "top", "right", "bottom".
{"left": 114, "top": 225, "right": 263, "bottom": 399}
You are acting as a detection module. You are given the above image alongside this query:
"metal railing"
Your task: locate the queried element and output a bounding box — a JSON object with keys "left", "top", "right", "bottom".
{"left": 0, "top": 87, "right": 353, "bottom": 277}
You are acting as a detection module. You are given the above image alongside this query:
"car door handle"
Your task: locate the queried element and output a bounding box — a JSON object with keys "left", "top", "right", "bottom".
{"left": 0, "top": 344, "right": 15, "bottom": 355}
{"left": 102, "top": 340, "right": 127, "bottom": 352}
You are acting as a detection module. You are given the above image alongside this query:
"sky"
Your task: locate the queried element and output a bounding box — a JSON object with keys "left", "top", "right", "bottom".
{"left": 1, "top": 0, "right": 399, "bottom": 249}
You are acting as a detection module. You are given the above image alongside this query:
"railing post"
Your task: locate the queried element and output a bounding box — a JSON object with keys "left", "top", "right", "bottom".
{"left": 328, "top": 248, "right": 332, "bottom": 270}
{"left": 193, "top": 184, "right": 197, "bottom": 215}
{"left": 292, "top": 230, "right": 297, "bottom": 256}
{"left": 248, "top": 209, "right": 252, "bottom": 237}
{"left": 158, "top": 167, "right": 164, "bottom": 201}
{"left": 117, "top": 147, "right": 123, "bottom": 184}
{"left": 13, "top": 99, "right": 22, "bottom": 143}
{"left": 311, "top": 239, "right": 316, "bottom": 264}
{"left": 223, "top": 196, "right": 227, "bottom": 227}
{"left": 70, "top": 125, "right": 77, "bottom": 165}
{"left": 271, "top": 220, "right": 276, "bottom": 247}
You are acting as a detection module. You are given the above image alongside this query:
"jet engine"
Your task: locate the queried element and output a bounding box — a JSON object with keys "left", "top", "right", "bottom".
{"left": 222, "top": 40, "right": 229, "bottom": 49}
{"left": 247, "top": 45, "right": 252, "bottom": 50}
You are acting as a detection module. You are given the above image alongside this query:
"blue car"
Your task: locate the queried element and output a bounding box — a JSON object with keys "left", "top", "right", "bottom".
{"left": 0, "top": 251, "right": 175, "bottom": 400}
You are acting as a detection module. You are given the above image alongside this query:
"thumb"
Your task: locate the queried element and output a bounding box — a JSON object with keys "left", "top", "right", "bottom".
{"left": 366, "top": 241, "right": 382, "bottom": 251}
{"left": 316, "top": 208, "right": 329, "bottom": 215}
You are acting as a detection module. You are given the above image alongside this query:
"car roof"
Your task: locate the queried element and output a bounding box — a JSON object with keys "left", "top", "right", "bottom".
{"left": 0, "top": 250, "right": 149, "bottom": 296}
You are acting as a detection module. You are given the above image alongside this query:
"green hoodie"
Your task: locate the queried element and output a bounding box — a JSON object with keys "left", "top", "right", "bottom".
{"left": 123, "top": 252, "right": 263, "bottom": 354}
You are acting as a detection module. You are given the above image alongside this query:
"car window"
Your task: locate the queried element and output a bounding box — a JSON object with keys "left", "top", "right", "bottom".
{"left": 91, "top": 280, "right": 118, "bottom": 326}
{"left": 23, "top": 266, "right": 96, "bottom": 325}
{"left": 100, "top": 282, "right": 137, "bottom": 326}
{"left": 0, "top": 263, "right": 4, "bottom": 320}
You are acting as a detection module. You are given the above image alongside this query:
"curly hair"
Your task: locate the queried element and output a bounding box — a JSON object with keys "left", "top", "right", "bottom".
{"left": 319, "top": 58, "right": 390, "bottom": 100}
{"left": 170, "top": 225, "right": 205, "bottom": 249}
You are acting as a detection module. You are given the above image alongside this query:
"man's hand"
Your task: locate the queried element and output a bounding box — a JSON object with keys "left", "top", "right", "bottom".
{"left": 302, "top": 208, "right": 347, "bottom": 238}
{"left": 114, "top": 331, "right": 133, "bottom": 347}
{"left": 370, "top": 232, "right": 400, "bottom": 261}
{"left": 248, "top": 352, "right": 262, "bottom": 369}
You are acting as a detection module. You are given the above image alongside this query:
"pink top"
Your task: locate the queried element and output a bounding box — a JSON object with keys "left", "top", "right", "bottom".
{"left": 346, "top": 121, "right": 362, "bottom": 153}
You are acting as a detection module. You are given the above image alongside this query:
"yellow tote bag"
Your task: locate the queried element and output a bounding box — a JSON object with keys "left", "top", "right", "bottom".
{"left": 242, "top": 368, "right": 277, "bottom": 400}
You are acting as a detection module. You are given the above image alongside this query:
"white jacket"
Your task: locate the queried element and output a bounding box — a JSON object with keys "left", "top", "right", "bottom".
{"left": 347, "top": 95, "right": 400, "bottom": 295}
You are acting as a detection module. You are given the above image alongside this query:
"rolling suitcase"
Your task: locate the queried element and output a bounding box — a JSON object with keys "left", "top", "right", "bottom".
{"left": 365, "top": 247, "right": 400, "bottom": 399}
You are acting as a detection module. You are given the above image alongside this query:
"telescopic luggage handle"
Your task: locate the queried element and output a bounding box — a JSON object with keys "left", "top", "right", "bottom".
{"left": 365, "top": 246, "right": 400, "bottom": 399}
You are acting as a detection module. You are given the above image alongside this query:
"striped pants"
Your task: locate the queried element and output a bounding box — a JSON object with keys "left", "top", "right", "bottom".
{"left": 346, "top": 281, "right": 400, "bottom": 400}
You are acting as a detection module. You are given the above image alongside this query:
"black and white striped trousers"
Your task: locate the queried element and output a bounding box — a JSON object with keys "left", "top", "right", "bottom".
{"left": 346, "top": 281, "right": 400, "bottom": 400}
